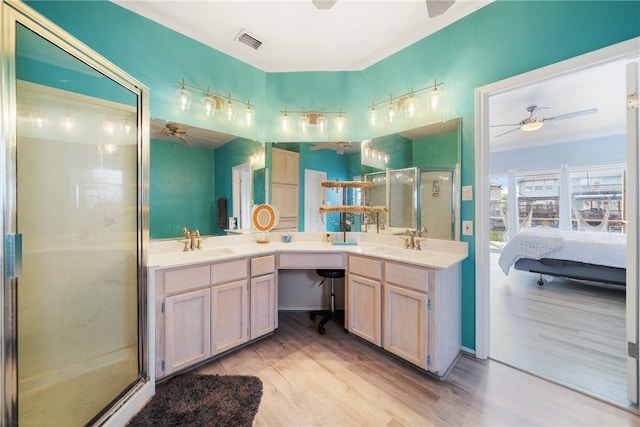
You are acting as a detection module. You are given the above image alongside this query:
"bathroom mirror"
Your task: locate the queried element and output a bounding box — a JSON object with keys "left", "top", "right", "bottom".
{"left": 361, "top": 117, "right": 461, "bottom": 240}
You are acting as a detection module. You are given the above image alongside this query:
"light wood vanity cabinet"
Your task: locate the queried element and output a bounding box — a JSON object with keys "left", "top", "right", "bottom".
{"left": 271, "top": 148, "right": 299, "bottom": 231}
{"left": 210, "top": 259, "right": 249, "bottom": 356}
{"left": 155, "top": 256, "right": 276, "bottom": 379}
{"left": 250, "top": 255, "right": 277, "bottom": 339}
{"left": 347, "top": 256, "right": 382, "bottom": 346}
{"left": 346, "top": 255, "right": 461, "bottom": 377}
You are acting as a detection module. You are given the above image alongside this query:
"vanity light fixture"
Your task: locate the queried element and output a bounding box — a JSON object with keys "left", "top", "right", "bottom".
{"left": 175, "top": 79, "right": 254, "bottom": 126}
{"left": 367, "top": 104, "right": 377, "bottom": 127}
{"left": 299, "top": 112, "right": 310, "bottom": 133}
{"left": 361, "top": 139, "right": 389, "bottom": 164}
{"left": 367, "top": 79, "right": 445, "bottom": 127}
{"left": 280, "top": 109, "right": 291, "bottom": 132}
{"left": 175, "top": 79, "right": 192, "bottom": 111}
{"left": 316, "top": 113, "right": 328, "bottom": 134}
{"left": 249, "top": 148, "right": 265, "bottom": 168}
{"left": 244, "top": 102, "right": 255, "bottom": 127}
{"left": 278, "top": 108, "right": 346, "bottom": 134}
{"left": 334, "top": 110, "right": 346, "bottom": 133}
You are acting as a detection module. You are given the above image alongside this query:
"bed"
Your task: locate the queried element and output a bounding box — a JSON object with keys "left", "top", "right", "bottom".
{"left": 498, "top": 228, "right": 626, "bottom": 286}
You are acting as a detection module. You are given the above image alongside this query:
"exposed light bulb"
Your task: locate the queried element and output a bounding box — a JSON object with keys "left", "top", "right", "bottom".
{"left": 367, "top": 106, "right": 377, "bottom": 127}
{"left": 202, "top": 94, "right": 216, "bottom": 117}
{"left": 280, "top": 111, "right": 291, "bottom": 132}
{"left": 386, "top": 100, "right": 395, "bottom": 123}
{"left": 316, "top": 115, "right": 328, "bottom": 134}
{"left": 244, "top": 103, "right": 255, "bottom": 127}
{"left": 404, "top": 93, "right": 417, "bottom": 118}
{"left": 225, "top": 98, "right": 235, "bottom": 121}
{"left": 175, "top": 80, "right": 192, "bottom": 111}
{"left": 299, "top": 114, "right": 310, "bottom": 133}
{"left": 428, "top": 86, "right": 441, "bottom": 111}
{"left": 334, "top": 112, "right": 346, "bottom": 133}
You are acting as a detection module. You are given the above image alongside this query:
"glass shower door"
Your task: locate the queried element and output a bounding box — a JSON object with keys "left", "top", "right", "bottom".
{"left": 6, "top": 18, "right": 145, "bottom": 426}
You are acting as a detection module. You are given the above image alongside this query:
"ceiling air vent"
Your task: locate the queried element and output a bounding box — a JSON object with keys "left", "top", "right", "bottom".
{"left": 235, "top": 29, "right": 263, "bottom": 50}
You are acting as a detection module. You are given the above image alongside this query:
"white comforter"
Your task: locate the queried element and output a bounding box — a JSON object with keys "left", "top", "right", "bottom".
{"left": 498, "top": 228, "right": 627, "bottom": 275}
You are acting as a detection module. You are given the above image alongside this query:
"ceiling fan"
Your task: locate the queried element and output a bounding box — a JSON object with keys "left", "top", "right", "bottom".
{"left": 491, "top": 105, "right": 598, "bottom": 138}
{"left": 310, "top": 141, "right": 352, "bottom": 155}
{"left": 151, "top": 122, "right": 193, "bottom": 147}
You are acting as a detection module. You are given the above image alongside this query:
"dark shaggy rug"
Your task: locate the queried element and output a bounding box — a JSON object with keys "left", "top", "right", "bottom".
{"left": 127, "top": 374, "right": 263, "bottom": 427}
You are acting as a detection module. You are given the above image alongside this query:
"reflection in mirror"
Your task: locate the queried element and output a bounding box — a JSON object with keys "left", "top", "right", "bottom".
{"left": 149, "top": 119, "right": 264, "bottom": 239}
{"left": 361, "top": 117, "right": 461, "bottom": 240}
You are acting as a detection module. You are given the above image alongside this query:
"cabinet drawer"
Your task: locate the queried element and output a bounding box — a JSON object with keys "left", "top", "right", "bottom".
{"left": 251, "top": 255, "right": 276, "bottom": 276}
{"left": 278, "top": 252, "right": 344, "bottom": 269}
{"left": 348, "top": 256, "right": 382, "bottom": 281}
{"left": 384, "top": 262, "right": 429, "bottom": 293}
{"left": 211, "top": 259, "right": 248, "bottom": 285}
{"left": 162, "top": 265, "right": 211, "bottom": 295}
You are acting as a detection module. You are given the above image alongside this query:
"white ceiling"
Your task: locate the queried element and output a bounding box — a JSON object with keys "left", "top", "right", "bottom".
{"left": 111, "top": 0, "right": 626, "bottom": 150}
{"left": 112, "top": 0, "right": 493, "bottom": 72}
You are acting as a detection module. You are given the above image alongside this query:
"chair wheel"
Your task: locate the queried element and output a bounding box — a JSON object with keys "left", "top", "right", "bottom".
{"left": 319, "top": 326, "right": 326, "bottom": 335}
{"left": 310, "top": 313, "right": 316, "bottom": 321}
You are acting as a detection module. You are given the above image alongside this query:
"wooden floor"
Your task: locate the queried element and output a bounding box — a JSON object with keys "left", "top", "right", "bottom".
{"left": 194, "top": 311, "right": 639, "bottom": 426}
{"left": 490, "top": 251, "right": 628, "bottom": 404}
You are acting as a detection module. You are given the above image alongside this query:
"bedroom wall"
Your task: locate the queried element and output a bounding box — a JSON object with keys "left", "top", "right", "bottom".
{"left": 490, "top": 134, "right": 627, "bottom": 174}
{"left": 27, "top": 0, "right": 640, "bottom": 350}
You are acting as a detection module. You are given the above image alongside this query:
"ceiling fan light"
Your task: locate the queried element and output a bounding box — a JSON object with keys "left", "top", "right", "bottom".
{"left": 521, "top": 120, "right": 543, "bottom": 132}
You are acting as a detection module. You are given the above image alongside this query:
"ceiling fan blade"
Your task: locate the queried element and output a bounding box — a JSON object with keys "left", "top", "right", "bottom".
{"left": 490, "top": 123, "right": 520, "bottom": 128}
{"left": 545, "top": 108, "right": 598, "bottom": 122}
{"left": 176, "top": 135, "right": 193, "bottom": 147}
{"left": 426, "top": 0, "right": 455, "bottom": 18}
{"left": 310, "top": 142, "right": 337, "bottom": 151}
{"left": 150, "top": 123, "right": 166, "bottom": 131}
{"left": 493, "top": 127, "right": 521, "bottom": 138}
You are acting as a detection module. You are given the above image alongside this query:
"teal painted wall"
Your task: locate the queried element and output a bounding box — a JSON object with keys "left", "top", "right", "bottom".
{"left": 149, "top": 140, "right": 215, "bottom": 238}
{"left": 413, "top": 131, "right": 459, "bottom": 169}
{"left": 28, "top": 0, "right": 640, "bottom": 350}
{"left": 299, "top": 143, "right": 350, "bottom": 232}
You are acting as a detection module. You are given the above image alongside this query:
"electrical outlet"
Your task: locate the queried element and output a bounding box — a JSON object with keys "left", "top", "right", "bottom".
{"left": 462, "top": 220, "right": 473, "bottom": 236}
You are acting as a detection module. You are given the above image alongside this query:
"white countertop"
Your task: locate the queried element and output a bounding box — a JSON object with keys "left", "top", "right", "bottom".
{"left": 148, "top": 232, "right": 468, "bottom": 270}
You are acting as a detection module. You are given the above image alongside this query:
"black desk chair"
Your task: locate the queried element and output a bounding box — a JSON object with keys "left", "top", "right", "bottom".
{"left": 309, "top": 269, "right": 345, "bottom": 334}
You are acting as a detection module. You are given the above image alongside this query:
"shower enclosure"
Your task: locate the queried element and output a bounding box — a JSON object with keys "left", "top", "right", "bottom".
{"left": 2, "top": 2, "right": 149, "bottom": 425}
{"left": 365, "top": 167, "right": 455, "bottom": 240}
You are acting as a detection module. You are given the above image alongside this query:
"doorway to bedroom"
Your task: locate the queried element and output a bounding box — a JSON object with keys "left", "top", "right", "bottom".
{"left": 478, "top": 41, "right": 638, "bottom": 407}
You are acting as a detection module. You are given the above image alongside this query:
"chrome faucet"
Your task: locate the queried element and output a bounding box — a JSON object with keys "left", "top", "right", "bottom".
{"left": 181, "top": 227, "right": 202, "bottom": 251}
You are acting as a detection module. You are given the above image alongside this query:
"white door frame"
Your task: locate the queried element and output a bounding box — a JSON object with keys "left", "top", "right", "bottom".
{"left": 232, "top": 162, "right": 251, "bottom": 230}
{"left": 475, "top": 38, "right": 640, "bottom": 402}
{"left": 304, "top": 169, "right": 326, "bottom": 232}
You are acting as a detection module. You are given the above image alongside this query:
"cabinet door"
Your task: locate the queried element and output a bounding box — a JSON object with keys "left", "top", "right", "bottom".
{"left": 347, "top": 274, "right": 381, "bottom": 346}
{"left": 383, "top": 283, "right": 428, "bottom": 369}
{"left": 272, "top": 148, "right": 299, "bottom": 184}
{"left": 164, "top": 289, "right": 211, "bottom": 375}
{"left": 251, "top": 273, "right": 276, "bottom": 339}
{"left": 211, "top": 280, "right": 249, "bottom": 355}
